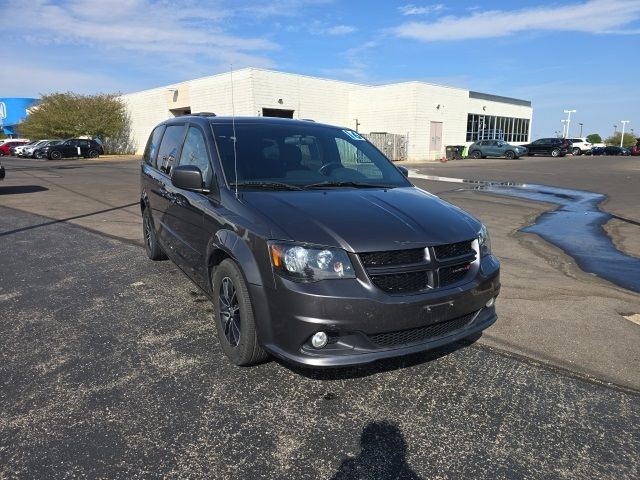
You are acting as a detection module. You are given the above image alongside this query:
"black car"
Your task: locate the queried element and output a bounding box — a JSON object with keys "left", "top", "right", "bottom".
{"left": 522, "top": 138, "right": 572, "bottom": 157}
{"left": 39, "top": 138, "right": 104, "bottom": 160}
{"left": 602, "top": 146, "right": 630, "bottom": 156}
{"left": 141, "top": 115, "right": 500, "bottom": 367}
{"left": 0, "top": 162, "right": 4, "bottom": 180}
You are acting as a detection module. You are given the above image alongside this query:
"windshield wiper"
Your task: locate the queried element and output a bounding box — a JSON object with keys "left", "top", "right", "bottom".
{"left": 304, "top": 181, "right": 396, "bottom": 189}
{"left": 230, "top": 180, "right": 303, "bottom": 191}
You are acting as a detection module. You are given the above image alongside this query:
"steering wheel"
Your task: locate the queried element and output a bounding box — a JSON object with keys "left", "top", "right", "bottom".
{"left": 318, "top": 162, "right": 343, "bottom": 176}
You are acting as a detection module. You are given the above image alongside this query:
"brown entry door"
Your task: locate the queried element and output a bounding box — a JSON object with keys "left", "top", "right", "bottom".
{"left": 430, "top": 122, "right": 443, "bottom": 154}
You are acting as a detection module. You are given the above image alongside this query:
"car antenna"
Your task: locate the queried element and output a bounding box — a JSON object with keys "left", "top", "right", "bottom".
{"left": 230, "top": 64, "right": 238, "bottom": 198}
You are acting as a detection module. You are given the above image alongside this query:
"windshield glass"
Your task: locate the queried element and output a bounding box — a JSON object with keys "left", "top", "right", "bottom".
{"left": 211, "top": 122, "right": 410, "bottom": 189}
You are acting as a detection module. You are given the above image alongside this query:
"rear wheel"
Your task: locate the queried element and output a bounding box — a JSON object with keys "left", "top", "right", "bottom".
{"left": 213, "top": 259, "right": 268, "bottom": 366}
{"left": 87, "top": 149, "right": 99, "bottom": 158}
{"left": 143, "top": 208, "right": 167, "bottom": 260}
{"left": 504, "top": 150, "right": 515, "bottom": 159}
{"left": 551, "top": 148, "right": 561, "bottom": 157}
{"left": 471, "top": 150, "right": 482, "bottom": 159}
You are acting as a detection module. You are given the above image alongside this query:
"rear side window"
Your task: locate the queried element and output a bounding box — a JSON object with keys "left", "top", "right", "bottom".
{"left": 156, "top": 125, "right": 186, "bottom": 174}
{"left": 179, "top": 127, "right": 212, "bottom": 184}
{"left": 143, "top": 126, "right": 165, "bottom": 166}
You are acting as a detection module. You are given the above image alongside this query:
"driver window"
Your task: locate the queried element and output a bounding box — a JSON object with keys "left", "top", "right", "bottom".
{"left": 334, "top": 138, "right": 382, "bottom": 178}
{"left": 179, "top": 127, "right": 212, "bottom": 183}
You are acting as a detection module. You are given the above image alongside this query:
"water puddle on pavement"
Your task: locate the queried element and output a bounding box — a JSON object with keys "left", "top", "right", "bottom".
{"left": 410, "top": 173, "right": 640, "bottom": 293}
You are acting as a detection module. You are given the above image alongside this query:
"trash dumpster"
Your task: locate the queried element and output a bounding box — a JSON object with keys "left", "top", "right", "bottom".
{"left": 445, "top": 145, "right": 465, "bottom": 160}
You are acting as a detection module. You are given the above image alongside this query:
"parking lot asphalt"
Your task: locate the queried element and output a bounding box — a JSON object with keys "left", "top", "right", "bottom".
{"left": 1, "top": 206, "right": 639, "bottom": 479}
{"left": 1, "top": 155, "right": 638, "bottom": 390}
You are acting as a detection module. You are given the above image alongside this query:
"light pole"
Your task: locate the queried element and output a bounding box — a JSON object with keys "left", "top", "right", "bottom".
{"left": 354, "top": 119, "right": 360, "bottom": 132}
{"left": 561, "top": 120, "right": 567, "bottom": 138}
{"left": 620, "top": 120, "right": 629, "bottom": 147}
{"left": 579, "top": 123, "right": 583, "bottom": 137}
{"left": 614, "top": 125, "right": 617, "bottom": 134}
{"left": 563, "top": 109, "right": 576, "bottom": 138}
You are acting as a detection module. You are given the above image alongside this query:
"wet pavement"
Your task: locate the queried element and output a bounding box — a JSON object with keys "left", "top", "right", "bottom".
{"left": 1, "top": 206, "right": 639, "bottom": 479}
{"left": 410, "top": 172, "right": 640, "bottom": 293}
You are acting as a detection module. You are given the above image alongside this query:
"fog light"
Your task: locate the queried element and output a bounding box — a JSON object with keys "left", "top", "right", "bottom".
{"left": 311, "top": 331, "right": 328, "bottom": 349}
{"left": 485, "top": 297, "right": 495, "bottom": 308}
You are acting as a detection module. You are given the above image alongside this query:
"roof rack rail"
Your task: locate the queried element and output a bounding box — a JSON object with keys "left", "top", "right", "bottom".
{"left": 301, "top": 118, "right": 315, "bottom": 122}
{"left": 191, "top": 112, "right": 217, "bottom": 117}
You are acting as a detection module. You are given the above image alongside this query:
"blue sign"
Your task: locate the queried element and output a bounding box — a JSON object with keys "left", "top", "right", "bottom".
{"left": 0, "top": 97, "right": 39, "bottom": 135}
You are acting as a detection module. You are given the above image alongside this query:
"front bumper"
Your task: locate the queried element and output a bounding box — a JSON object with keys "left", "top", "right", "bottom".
{"left": 251, "top": 255, "right": 500, "bottom": 367}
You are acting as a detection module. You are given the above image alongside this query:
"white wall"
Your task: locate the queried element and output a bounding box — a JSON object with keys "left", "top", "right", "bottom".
{"left": 121, "top": 68, "right": 532, "bottom": 160}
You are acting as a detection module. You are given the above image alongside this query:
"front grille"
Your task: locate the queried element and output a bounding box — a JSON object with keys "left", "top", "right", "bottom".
{"left": 359, "top": 248, "right": 425, "bottom": 267}
{"left": 439, "top": 264, "right": 472, "bottom": 287}
{"left": 433, "top": 240, "right": 475, "bottom": 260}
{"left": 360, "top": 240, "right": 476, "bottom": 294}
{"left": 368, "top": 311, "right": 478, "bottom": 347}
{"left": 370, "top": 270, "right": 429, "bottom": 294}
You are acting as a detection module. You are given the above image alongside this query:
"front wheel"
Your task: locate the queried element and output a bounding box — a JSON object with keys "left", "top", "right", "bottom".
{"left": 504, "top": 150, "right": 515, "bottom": 159}
{"left": 49, "top": 150, "right": 62, "bottom": 160}
{"left": 551, "top": 148, "right": 561, "bottom": 157}
{"left": 572, "top": 148, "right": 581, "bottom": 156}
{"left": 213, "top": 259, "right": 268, "bottom": 366}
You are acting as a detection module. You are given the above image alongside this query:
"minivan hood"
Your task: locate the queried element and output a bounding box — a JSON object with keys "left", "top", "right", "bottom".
{"left": 241, "top": 186, "right": 481, "bottom": 252}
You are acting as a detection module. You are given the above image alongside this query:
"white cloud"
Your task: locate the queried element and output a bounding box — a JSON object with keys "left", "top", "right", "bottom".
{"left": 399, "top": 4, "right": 446, "bottom": 16}
{"left": 394, "top": 0, "right": 640, "bottom": 41}
{"left": 0, "top": 0, "right": 278, "bottom": 62}
{"left": 324, "top": 25, "right": 357, "bottom": 35}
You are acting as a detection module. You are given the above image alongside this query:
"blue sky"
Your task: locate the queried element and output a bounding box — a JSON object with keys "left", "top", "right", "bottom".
{"left": 1, "top": 0, "right": 639, "bottom": 139}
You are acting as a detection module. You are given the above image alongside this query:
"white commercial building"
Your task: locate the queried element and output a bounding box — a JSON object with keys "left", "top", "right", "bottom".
{"left": 122, "top": 68, "right": 532, "bottom": 161}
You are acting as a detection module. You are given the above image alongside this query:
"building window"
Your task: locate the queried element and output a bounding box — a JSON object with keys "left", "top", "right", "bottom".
{"left": 466, "top": 114, "right": 530, "bottom": 142}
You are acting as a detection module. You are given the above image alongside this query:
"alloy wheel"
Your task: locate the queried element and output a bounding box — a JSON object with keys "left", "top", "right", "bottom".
{"left": 219, "top": 277, "right": 241, "bottom": 347}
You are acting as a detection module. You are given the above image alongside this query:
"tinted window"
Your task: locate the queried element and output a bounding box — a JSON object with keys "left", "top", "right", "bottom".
{"left": 178, "top": 127, "right": 212, "bottom": 184}
{"left": 212, "top": 123, "right": 409, "bottom": 188}
{"left": 156, "top": 125, "right": 185, "bottom": 174}
{"left": 143, "top": 126, "right": 165, "bottom": 166}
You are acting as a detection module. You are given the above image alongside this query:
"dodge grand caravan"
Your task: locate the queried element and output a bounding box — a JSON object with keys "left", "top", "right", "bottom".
{"left": 140, "top": 115, "right": 500, "bottom": 367}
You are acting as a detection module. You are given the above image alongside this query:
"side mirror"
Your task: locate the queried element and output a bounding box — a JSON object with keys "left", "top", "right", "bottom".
{"left": 171, "top": 165, "right": 205, "bottom": 191}
{"left": 397, "top": 166, "right": 409, "bottom": 177}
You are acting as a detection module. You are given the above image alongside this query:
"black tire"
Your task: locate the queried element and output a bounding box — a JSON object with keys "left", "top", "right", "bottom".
{"left": 35, "top": 151, "right": 45, "bottom": 159}
{"left": 143, "top": 208, "right": 167, "bottom": 260}
{"left": 551, "top": 148, "right": 561, "bottom": 157}
{"left": 572, "top": 147, "right": 581, "bottom": 156}
{"left": 49, "top": 150, "right": 62, "bottom": 160}
{"left": 504, "top": 150, "right": 515, "bottom": 159}
{"left": 212, "top": 259, "right": 268, "bottom": 366}
{"left": 471, "top": 150, "right": 482, "bottom": 159}
{"left": 87, "top": 149, "right": 99, "bottom": 158}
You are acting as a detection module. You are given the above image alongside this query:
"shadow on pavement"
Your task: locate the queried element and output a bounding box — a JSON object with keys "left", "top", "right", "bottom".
{"left": 0, "top": 185, "right": 48, "bottom": 194}
{"left": 0, "top": 202, "right": 139, "bottom": 237}
{"left": 330, "top": 421, "right": 423, "bottom": 480}
{"left": 281, "top": 333, "right": 482, "bottom": 381}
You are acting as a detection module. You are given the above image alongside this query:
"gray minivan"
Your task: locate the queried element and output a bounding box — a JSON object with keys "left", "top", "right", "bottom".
{"left": 140, "top": 114, "right": 500, "bottom": 367}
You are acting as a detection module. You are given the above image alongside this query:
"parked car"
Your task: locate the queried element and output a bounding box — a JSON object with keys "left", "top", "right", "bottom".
{"left": 567, "top": 138, "right": 592, "bottom": 155}
{"left": 39, "top": 138, "right": 104, "bottom": 159}
{"left": 522, "top": 138, "right": 572, "bottom": 157}
{"left": 13, "top": 140, "right": 40, "bottom": 157}
{"left": 0, "top": 140, "right": 29, "bottom": 156}
{"left": 0, "top": 161, "right": 4, "bottom": 180}
{"left": 27, "top": 140, "right": 62, "bottom": 158}
{"left": 141, "top": 115, "right": 500, "bottom": 367}
{"left": 468, "top": 140, "right": 527, "bottom": 159}
{"left": 603, "top": 146, "right": 630, "bottom": 156}
{"left": 630, "top": 143, "right": 640, "bottom": 156}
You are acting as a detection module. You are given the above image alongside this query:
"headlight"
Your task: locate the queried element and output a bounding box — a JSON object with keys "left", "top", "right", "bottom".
{"left": 269, "top": 242, "right": 356, "bottom": 282}
{"left": 478, "top": 224, "right": 492, "bottom": 257}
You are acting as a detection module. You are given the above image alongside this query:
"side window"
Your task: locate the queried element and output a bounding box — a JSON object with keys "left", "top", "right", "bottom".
{"left": 143, "top": 126, "right": 165, "bottom": 166}
{"left": 178, "top": 127, "right": 212, "bottom": 184}
{"left": 156, "top": 125, "right": 185, "bottom": 174}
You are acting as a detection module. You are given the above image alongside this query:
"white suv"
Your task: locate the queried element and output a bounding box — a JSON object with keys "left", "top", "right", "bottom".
{"left": 568, "top": 138, "right": 592, "bottom": 155}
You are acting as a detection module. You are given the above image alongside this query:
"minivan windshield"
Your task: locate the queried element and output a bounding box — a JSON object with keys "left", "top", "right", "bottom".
{"left": 211, "top": 122, "right": 410, "bottom": 189}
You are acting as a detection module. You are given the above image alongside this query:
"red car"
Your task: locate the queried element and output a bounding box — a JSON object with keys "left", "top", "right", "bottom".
{"left": 0, "top": 140, "right": 29, "bottom": 156}
{"left": 630, "top": 144, "right": 640, "bottom": 156}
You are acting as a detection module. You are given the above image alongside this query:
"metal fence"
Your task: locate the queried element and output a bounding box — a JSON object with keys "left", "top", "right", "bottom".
{"left": 362, "top": 132, "right": 408, "bottom": 162}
